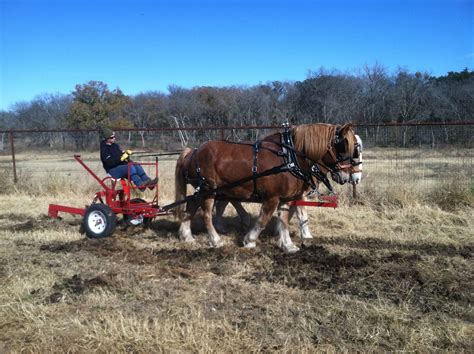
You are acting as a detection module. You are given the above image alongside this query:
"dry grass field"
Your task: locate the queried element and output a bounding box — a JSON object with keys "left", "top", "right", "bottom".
{"left": 0, "top": 150, "right": 472, "bottom": 352}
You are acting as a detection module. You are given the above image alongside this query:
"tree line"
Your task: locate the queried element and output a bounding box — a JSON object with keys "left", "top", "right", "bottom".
{"left": 1, "top": 65, "right": 473, "bottom": 135}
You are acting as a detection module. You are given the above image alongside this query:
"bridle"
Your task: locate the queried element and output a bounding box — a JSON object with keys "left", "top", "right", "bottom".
{"left": 309, "top": 128, "right": 362, "bottom": 192}
{"left": 320, "top": 128, "right": 361, "bottom": 172}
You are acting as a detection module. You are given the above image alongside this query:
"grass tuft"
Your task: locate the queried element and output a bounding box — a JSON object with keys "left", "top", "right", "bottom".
{"left": 358, "top": 177, "right": 423, "bottom": 209}
{"left": 425, "top": 178, "right": 473, "bottom": 211}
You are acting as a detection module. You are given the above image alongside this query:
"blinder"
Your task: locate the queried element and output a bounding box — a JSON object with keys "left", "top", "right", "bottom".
{"left": 334, "top": 128, "right": 346, "bottom": 156}
{"left": 326, "top": 128, "right": 362, "bottom": 174}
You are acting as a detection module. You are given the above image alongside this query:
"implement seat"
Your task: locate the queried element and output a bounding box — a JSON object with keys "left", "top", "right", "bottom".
{"left": 102, "top": 174, "right": 132, "bottom": 193}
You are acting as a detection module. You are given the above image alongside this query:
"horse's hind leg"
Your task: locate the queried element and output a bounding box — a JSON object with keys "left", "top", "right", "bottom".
{"left": 214, "top": 200, "right": 251, "bottom": 234}
{"left": 296, "top": 205, "right": 312, "bottom": 239}
{"left": 231, "top": 201, "right": 251, "bottom": 228}
{"left": 288, "top": 203, "right": 312, "bottom": 240}
{"left": 276, "top": 203, "right": 299, "bottom": 253}
{"left": 243, "top": 197, "right": 279, "bottom": 249}
{"left": 202, "top": 197, "right": 223, "bottom": 248}
{"left": 178, "top": 199, "right": 199, "bottom": 243}
{"left": 213, "top": 200, "right": 229, "bottom": 233}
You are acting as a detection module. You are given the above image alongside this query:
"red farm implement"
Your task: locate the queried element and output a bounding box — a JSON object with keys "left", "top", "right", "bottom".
{"left": 48, "top": 155, "right": 173, "bottom": 239}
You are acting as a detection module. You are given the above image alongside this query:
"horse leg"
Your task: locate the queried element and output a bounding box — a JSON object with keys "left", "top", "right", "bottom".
{"left": 202, "top": 197, "right": 223, "bottom": 248}
{"left": 178, "top": 199, "right": 199, "bottom": 243}
{"left": 230, "top": 201, "right": 251, "bottom": 228}
{"left": 296, "top": 205, "right": 312, "bottom": 239}
{"left": 213, "top": 200, "right": 229, "bottom": 234}
{"left": 287, "top": 202, "right": 312, "bottom": 239}
{"left": 276, "top": 203, "right": 300, "bottom": 253}
{"left": 214, "top": 200, "right": 251, "bottom": 233}
{"left": 243, "top": 197, "right": 279, "bottom": 249}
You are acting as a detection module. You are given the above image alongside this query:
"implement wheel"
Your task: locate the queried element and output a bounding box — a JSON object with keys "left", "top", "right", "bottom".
{"left": 83, "top": 204, "right": 117, "bottom": 239}
{"left": 123, "top": 198, "right": 152, "bottom": 227}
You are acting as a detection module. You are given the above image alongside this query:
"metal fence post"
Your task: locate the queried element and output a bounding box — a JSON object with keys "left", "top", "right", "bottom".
{"left": 10, "top": 131, "right": 17, "bottom": 183}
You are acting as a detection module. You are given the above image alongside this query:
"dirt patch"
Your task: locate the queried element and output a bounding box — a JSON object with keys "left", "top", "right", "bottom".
{"left": 242, "top": 244, "right": 472, "bottom": 320}
{"left": 311, "top": 236, "right": 473, "bottom": 259}
{"left": 0, "top": 213, "right": 34, "bottom": 222}
{"left": 40, "top": 237, "right": 163, "bottom": 265}
{"left": 0, "top": 214, "right": 81, "bottom": 233}
{"left": 40, "top": 237, "right": 260, "bottom": 276}
{"left": 36, "top": 223, "right": 473, "bottom": 323}
{"left": 45, "top": 273, "right": 118, "bottom": 304}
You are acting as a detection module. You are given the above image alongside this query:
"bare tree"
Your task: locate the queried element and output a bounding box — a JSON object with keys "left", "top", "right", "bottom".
{"left": 359, "top": 63, "right": 391, "bottom": 124}
{"left": 127, "top": 92, "right": 168, "bottom": 147}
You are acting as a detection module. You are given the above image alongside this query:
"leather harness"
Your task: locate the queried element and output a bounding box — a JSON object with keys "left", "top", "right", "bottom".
{"left": 163, "top": 124, "right": 357, "bottom": 211}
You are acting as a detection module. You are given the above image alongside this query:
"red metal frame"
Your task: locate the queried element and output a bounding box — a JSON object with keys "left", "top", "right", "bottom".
{"left": 288, "top": 195, "right": 338, "bottom": 208}
{"left": 48, "top": 204, "right": 85, "bottom": 218}
{"left": 48, "top": 155, "right": 173, "bottom": 220}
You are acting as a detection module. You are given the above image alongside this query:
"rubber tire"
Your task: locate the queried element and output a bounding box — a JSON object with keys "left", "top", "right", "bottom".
{"left": 83, "top": 204, "right": 117, "bottom": 239}
{"left": 123, "top": 198, "right": 152, "bottom": 227}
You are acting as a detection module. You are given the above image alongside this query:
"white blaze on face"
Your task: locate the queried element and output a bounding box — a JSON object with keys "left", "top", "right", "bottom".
{"left": 350, "top": 135, "right": 363, "bottom": 184}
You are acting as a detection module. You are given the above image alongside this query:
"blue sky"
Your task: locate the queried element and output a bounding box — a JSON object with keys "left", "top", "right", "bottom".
{"left": 0, "top": 0, "right": 472, "bottom": 111}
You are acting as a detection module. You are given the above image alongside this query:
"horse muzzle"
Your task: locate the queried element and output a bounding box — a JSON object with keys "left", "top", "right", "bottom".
{"left": 350, "top": 172, "right": 362, "bottom": 184}
{"left": 331, "top": 171, "right": 350, "bottom": 185}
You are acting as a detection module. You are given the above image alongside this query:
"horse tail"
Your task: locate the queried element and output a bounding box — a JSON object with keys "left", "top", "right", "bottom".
{"left": 174, "top": 147, "right": 193, "bottom": 220}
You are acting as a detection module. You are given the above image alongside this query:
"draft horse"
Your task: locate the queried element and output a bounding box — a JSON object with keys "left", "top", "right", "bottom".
{"left": 174, "top": 123, "right": 359, "bottom": 253}
{"left": 213, "top": 133, "right": 363, "bottom": 239}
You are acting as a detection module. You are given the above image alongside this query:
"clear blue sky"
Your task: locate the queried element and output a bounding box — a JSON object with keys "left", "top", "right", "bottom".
{"left": 0, "top": 0, "right": 472, "bottom": 111}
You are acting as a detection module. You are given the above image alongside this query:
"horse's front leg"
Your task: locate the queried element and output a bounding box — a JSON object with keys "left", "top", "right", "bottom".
{"left": 178, "top": 199, "right": 200, "bottom": 243}
{"left": 277, "top": 203, "right": 300, "bottom": 253}
{"left": 243, "top": 197, "right": 279, "bottom": 249}
{"left": 202, "top": 197, "right": 223, "bottom": 248}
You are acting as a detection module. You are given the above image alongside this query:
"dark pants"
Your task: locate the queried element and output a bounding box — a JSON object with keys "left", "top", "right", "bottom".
{"left": 107, "top": 164, "right": 150, "bottom": 186}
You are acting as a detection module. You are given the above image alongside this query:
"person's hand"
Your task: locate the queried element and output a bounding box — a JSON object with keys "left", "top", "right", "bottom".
{"left": 125, "top": 149, "right": 133, "bottom": 155}
{"left": 120, "top": 152, "right": 130, "bottom": 161}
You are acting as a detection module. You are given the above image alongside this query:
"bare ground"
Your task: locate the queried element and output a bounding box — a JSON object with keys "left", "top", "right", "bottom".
{"left": 1, "top": 206, "right": 473, "bottom": 352}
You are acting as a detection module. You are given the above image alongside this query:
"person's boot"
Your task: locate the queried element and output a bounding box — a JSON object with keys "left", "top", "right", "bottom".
{"left": 145, "top": 177, "right": 158, "bottom": 190}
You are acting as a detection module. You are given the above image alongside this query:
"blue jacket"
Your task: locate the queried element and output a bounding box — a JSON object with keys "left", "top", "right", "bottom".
{"left": 100, "top": 141, "right": 125, "bottom": 171}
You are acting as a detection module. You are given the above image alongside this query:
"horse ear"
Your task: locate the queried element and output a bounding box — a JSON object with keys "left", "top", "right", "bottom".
{"left": 339, "top": 123, "right": 353, "bottom": 136}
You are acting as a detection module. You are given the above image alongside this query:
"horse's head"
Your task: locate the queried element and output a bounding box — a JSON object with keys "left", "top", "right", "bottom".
{"left": 293, "top": 123, "right": 362, "bottom": 186}
{"left": 319, "top": 123, "right": 361, "bottom": 185}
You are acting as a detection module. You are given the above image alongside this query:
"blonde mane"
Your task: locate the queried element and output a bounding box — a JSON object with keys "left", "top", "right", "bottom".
{"left": 293, "top": 123, "right": 355, "bottom": 161}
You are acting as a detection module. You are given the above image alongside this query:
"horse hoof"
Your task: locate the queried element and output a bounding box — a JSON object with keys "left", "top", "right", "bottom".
{"left": 183, "top": 236, "right": 196, "bottom": 243}
{"left": 283, "top": 244, "right": 300, "bottom": 253}
{"left": 214, "top": 224, "right": 228, "bottom": 234}
{"left": 210, "top": 240, "right": 223, "bottom": 248}
{"left": 301, "top": 234, "right": 313, "bottom": 240}
{"left": 243, "top": 241, "right": 256, "bottom": 249}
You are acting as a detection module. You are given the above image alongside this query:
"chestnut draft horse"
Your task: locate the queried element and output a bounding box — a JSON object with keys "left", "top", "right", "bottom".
{"left": 213, "top": 133, "right": 364, "bottom": 240}
{"left": 174, "top": 123, "right": 358, "bottom": 253}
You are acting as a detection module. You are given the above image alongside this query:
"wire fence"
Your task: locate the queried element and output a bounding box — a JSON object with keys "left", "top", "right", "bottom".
{"left": 1, "top": 123, "right": 473, "bottom": 189}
